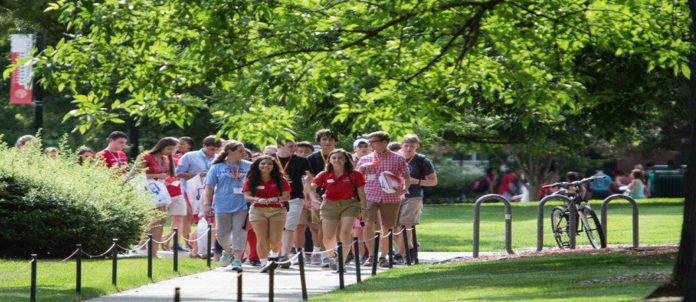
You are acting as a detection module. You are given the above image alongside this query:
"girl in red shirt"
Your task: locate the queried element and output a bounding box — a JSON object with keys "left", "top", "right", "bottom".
{"left": 305, "top": 149, "right": 368, "bottom": 269}
{"left": 243, "top": 156, "right": 290, "bottom": 272}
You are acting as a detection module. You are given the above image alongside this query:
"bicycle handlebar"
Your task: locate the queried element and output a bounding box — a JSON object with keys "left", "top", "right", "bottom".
{"left": 542, "top": 176, "right": 607, "bottom": 189}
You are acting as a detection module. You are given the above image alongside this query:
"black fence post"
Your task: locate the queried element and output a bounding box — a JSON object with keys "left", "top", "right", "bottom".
{"left": 298, "top": 251, "right": 308, "bottom": 301}
{"left": 337, "top": 241, "right": 344, "bottom": 289}
{"left": 237, "top": 269, "right": 243, "bottom": 302}
{"left": 403, "top": 226, "right": 412, "bottom": 266}
{"left": 372, "top": 231, "right": 380, "bottom": 276}
{"left": 268, "top": 263, "right": 277, "bottom": 302}
{"left": 207, "top": 224, "right": 212, "bottom": 268}
{"left": 174, "top": 287, "right": 180, "bottom": 302}
{"left": 353, "top": 237, "right": 361, "bottom": 283}
{"left": 112, "top": 239, "right": 118, "bottom": 286}
{"left": 147, "top": 234, "right": 153, "bottom": 280}
{"left": 388, "top": 229, "right": 393, "bottom": 268}
{"left": 412, "top": 226, "right": 419, "bottom": 265}
{"left": 30, "top": 254, "right": 37, "bottom": 302}
{"left": 173, "top": 228, "right": 179, "bottom": 272}
{"left": 76, "top": 244, "right": 82, "bottom": 294}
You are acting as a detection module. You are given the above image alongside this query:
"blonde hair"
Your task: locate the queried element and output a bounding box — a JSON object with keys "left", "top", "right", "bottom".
{"left": 403, "top": 134, "right": 420, "bottom": 144}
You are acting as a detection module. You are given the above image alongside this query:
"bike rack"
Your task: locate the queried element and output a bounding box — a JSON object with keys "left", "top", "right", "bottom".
{"left": 473, "top": 194, "right": 514, "bottom": 258}
{"left": 537, "top": 193, "right": 577, "bottom": 251}
{"left": 600, "top": 194, "right": 639, "bottom": 248}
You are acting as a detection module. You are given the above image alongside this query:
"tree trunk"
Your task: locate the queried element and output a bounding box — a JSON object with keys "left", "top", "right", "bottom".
{"left": 647, "top": 1, "right": 696, "bottom": 297}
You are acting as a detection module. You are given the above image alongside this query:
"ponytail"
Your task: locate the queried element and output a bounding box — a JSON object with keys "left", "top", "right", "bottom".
{"left": 211, "top": 140, "right": 244, "bottom": 165}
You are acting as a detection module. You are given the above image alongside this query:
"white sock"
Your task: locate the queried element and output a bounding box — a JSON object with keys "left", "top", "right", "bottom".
{"left": 269, "top": 251, "right": 279, "bottom": 259}
{"left": 313, "top": 246, "right": 321, "bottom": 253}
{"left": 260, "top": 258, "right": 268, "bottom": 267}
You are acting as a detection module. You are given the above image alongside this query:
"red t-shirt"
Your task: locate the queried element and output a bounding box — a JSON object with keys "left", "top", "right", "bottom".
{"left": 95, "top": 149, "right": 128, "bottom": 172}
{"left": 313, "top": 170, "right": 366, "bottom": 201}
{"left": 242, "top": 178, "right": 291, "bottom": 208}
{"left": 142, "top": 153, "right": 182, "bottom": 197}
{"left": 497, "top": 173, "right": 516, "bottom": 195}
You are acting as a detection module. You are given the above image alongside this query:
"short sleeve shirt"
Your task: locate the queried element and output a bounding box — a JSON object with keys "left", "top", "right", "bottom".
{"left": 307, "top": 151, "right": 328, "bottom": 176}
{"left": 497, "top": 173, "right": 516, "bottom": 195}
{"left": 356, "top": 151, "right": 409, "bottom": 203}
{"left": 591, "top": 172, "right": 611, "bottom": 191}
{"left": 405, "top": 154, "right": 436, "bottom": 198}
{"left": 242, "top": 178, "right": 291, "bottom": 208}
{"left": 95, "top": 149, "right": 128, "bottom": 172}
{"left": 313, "top": 170, "right": 366, "bottom": 201}
{"left": 203, "top": 161, "right": 251, "bottom": 213}
{"left": 176, "top": 150, "right": 216, "bottom": 193}
{"left": 275, "top": 154, "right": 312, "bottom": 199}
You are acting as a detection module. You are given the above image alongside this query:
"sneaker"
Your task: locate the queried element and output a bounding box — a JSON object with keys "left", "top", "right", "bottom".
{"left": 219, "top": 251, "right": 231, "bottom": 268}
{"left": 359, "top": 256, "right": 369, "bottom": 265}
{"left": 311, "top": 252, "right": 322, "bottom": 266}
{"left": 278, "top": 256, "right": 291, "bottom": 269}
{"left": 378, "top": 257, "right": 389, "bottom": 268}
{"left": 393, "top": 254, "right": 405, "bottom": 265}
{"left": 231, "top": 259, "right": 242, "bottom": 271}
{"left": 248, "top": 259, "right": 261, "bottom": 267}
{"left": 362, "top": 256, "right": 374, "bottom": 267}
{"left": 321, "top": 256, "right": 330, "bottom": 268}
{"left": 329, "top": 257, "right": 338, "bottom": 271}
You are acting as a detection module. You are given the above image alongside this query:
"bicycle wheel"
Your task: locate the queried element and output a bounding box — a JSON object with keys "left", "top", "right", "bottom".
{"left": 550, "top": 206, "right": 569, "bottom": 248}
{"left": 580, "top": 206, "right": 605, "bottom": 248}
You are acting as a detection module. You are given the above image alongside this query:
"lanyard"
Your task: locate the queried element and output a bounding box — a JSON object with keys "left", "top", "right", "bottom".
{"left": 227, "top": 162, "right": 241, "bottom": 182}
{"left": 407, "top": 155, "right": 416, "bottom": 166}
{"left": 372, "top": 151, "right": 388, "bottom": 171}
{"left": 106, "top": 149, "right": 124, "bottom": 168}
{"left": 276, "top": 154, "right": 292, "bottom": 176}
{"left": 319, "top": 152, "right": 328, "bottom": 167}
{"left": 199, "top": 150, "right": 212, "bottom": 170}
{"left": 154, "top": 155, "right": 168, "bottom": 175}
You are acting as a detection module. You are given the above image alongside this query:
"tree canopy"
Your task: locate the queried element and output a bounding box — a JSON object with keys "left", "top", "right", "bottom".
{"left": 14, "top": 0, "right": 688, "bottom": 147}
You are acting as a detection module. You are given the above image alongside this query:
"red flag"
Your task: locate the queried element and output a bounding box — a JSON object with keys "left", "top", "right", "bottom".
{"left": 9, "top": 34, "right": 34, "bottom": 105}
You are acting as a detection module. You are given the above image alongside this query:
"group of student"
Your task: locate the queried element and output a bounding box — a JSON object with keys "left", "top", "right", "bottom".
{"left": 41, "top": 128, "right": 437, "bottom": 272}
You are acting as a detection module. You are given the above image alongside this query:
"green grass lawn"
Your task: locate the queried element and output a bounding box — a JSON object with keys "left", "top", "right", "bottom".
{"left": 0, "top": 257, "right": 212, "bottom": 302}
{"left": 418, "top": 198, "right": 683, "bottom": 252}
{"left": 313, "top": 252, "right": 674, "bottom": 301}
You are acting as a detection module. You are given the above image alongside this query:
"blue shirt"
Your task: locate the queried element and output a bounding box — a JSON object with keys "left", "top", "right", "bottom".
{"left": 204, "top": 160, "right": 251, "bottom": 213}
{"left": 591, "top": 172, "right": 611, "bottom": 192}
{"left": 176, "top": 150, "right": 216, "bottom": 193}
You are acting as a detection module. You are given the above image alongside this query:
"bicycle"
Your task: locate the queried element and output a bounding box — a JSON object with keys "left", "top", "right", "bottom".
{"left": 543, "top": 176, "right": 606, "bottom": 249}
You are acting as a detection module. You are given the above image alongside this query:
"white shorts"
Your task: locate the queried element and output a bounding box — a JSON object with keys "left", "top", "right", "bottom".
{"left": 284, "top": 198, "right": 305, "bottom": 231}
{"left": 167, "top": 195, "right": 187, "bottom": 216}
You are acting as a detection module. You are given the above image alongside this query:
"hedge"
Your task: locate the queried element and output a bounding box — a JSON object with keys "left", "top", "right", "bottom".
{"left": 0, "top": 141, "right": 155, "bottom": 258}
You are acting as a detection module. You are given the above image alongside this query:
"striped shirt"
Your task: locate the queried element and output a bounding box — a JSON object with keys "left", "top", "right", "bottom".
{"left": 356, "top": 151, "right": 409, "bottom": 204}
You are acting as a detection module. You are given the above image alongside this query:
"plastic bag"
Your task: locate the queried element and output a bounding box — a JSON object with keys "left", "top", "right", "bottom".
{"left": 145, "top": 179, "right": 172, "bottom": 208}
{"left": 186, "top": 174, "right": 204, "bottom": 215}
{"left": 196, "top": 218, "right": 210, "bottom": 256}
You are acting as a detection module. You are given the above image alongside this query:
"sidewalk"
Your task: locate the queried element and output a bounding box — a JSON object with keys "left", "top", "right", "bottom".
{"left": 89, "top": 252, "right": 503, "bottom": 302}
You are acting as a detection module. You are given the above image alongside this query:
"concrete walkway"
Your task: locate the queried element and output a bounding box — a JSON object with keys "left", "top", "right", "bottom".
{"left": 89, "top": 252, "right": 503, "bottom": 302}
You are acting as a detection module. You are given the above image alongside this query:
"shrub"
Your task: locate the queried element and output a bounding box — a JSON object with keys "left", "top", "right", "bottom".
{"left": 0, "top": 141, "right": 155, "bottom": 258}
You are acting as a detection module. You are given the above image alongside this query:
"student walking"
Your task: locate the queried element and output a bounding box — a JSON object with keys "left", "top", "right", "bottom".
{"left": 305, "top": 149, "right": 367, "bottom": 270}
{"left": 202, "top": 140, "right": 250, "bottom": 270}
{"left": 95, "top": 131, "right": 129, "bottom": 172}
{"left": 356, "top": 131, "right": 410, "bottom": 267}
{"left": 243, "top": 156, "right": 291, "bottom": 272}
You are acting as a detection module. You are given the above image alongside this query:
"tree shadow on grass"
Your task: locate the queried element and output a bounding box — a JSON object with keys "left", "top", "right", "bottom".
{"left": 0, "top": 286, "right": 107, "bottom": 302}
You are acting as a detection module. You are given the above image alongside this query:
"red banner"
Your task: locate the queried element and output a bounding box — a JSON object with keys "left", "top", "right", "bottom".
{"left": 9, "top": 34, "right": 34, "bottom": 105}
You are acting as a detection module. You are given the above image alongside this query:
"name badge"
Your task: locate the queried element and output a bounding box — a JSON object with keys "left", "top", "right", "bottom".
{"left": 256, "top": 186, "right": 265, "bottom": 189}
{"left": 367, "top": 174, "right": 376, "bottom": 181}
{"left": 327, "top": 179, "right": 335, "bottom": 183}
{"left": 234, "top": 187, "right": 242, "bottom": 194}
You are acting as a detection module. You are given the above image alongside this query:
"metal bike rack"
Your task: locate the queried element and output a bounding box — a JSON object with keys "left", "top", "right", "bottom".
{"left": 600, "top": 194, "right": 639, "bottom": 248}
{"left": 537, "top": 194, "right": 577, "bottom": 251}
{"left": 473, "top": 194, "right": 514, "bottom": 258}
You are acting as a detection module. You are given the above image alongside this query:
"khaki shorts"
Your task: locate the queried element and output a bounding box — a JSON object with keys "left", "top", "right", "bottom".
{"left": 367, "top": 201, "right": 401, "bottom": 228}
{"left": 167, "top": 195, "right": 187, "bottom": 216}
{"left": 398, "top": 197, "right": 424, "bottom": 225}
{"left": 299, "top": 208, "right": 321, "bottom": 226}
{"left": 284, "top": 198, "right": 304, "bottom": 231}
{"left": 249, "top": 206, "right": 287, "bottom": 222}
{"left": 320, "top": 199, "right": 360, "bottom": 220}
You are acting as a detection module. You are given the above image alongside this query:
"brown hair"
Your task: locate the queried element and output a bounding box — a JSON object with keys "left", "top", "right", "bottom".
{"left": 325, "top": 149, "right": 354, "bottom": 174}
{"left": 212, "top": 140, "right": 245, "bottom": 165}
{"left": 367, "top": 131, "right": 389, "bottom": 142}
{"left": 202, "top": 135, "right": 222, "bottom": 147}
{"left": 402, "top": 134, "right": 420, "bottom": 144}
{"left": 314, "top": 129, "right": 339, "bottom": 143}
{"left": 148, "top": 137, "right": 179, "bottom": 177}
{"left": 245, "top": 156, "right": 285, "bottom": 196}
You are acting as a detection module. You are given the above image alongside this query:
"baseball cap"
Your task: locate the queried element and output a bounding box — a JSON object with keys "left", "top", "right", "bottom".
{"left": 353, "top": 138, "right": 368, "bottom": 149}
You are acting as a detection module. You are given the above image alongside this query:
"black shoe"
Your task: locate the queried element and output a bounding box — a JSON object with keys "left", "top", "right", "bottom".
{"left": 378, "top": 257, "right": 389, "bottom": 268}
{"left": 278, "top": 256, "right": 291, "bottom": 269}
{"left": 393, "top": 254, "right": 405, "bottom": 265}
{"left": 249, "top": 260, "right": 261, "bottom": 267}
